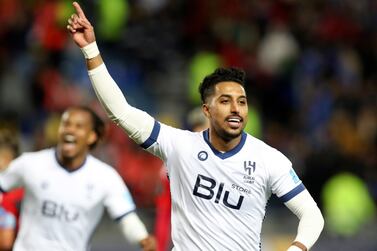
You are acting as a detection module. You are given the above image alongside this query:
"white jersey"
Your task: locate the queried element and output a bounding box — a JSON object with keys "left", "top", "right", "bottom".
{"left": 143, "top": 122, "right": 305, "bottom": 251}
{"left": 0, "top": 148, "right": 135, "bottom": 251}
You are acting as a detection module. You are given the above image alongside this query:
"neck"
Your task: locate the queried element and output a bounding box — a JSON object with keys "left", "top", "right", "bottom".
{"left": 208, "top": 129, "right": 242, "bottom": 152}
{"left": 56, "top": 151, "right": 87, "bottom": 171}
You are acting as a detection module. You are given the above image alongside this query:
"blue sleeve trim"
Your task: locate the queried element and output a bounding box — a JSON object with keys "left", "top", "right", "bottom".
{"left": 279, "top": 183, "right": 306, "bottom": 203}
{"left": 140, "top": 120, "right": 161, "bottom": 149}
{"left": 114, "top": 209, "right": 136, "bottom": 222}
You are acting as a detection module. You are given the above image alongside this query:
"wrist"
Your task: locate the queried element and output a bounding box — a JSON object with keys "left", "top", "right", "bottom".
{"left": 81, "top": 41, "right": 100, "bottom": 59}
{"left": 290, "top": 241, "right": 308, "bottom": 251}
{"left": 287, "top": 246, "right": 303, "bottom": 251}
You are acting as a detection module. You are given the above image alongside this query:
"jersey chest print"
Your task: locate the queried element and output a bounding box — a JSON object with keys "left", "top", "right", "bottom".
{"left": 191, "top": 153, "right": 260, "bottom": 210}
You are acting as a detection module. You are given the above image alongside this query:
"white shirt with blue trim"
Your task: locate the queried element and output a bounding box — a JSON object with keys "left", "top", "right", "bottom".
{"left": 87, "top": 62, "right": 322, "bottom": 251}
{"left": 145, "top": 122, "right": 305, "bottom": 251}
{"left": 0, "top": 148, "right": 135, "bottom": 251}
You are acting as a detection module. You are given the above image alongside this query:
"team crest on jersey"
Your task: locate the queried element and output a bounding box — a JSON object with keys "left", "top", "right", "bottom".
{"left": 197, "top": 151, "right": 208, "bottom": 161}
{"left": 243, "top": 161, "right": 256, "bottom": 184}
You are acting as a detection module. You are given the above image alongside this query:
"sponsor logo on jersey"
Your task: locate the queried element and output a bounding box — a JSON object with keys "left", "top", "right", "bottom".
{"left": 231, "top": 184, "right": 252, "bottom": 195}
{"left": 243, "top": 161, "right": 256, "bottom": 184}
{"left": 197, "top": 151, "right": 208, "bottom": 161}
{"left": 42, "top": 200, "right": 79, "bottom": 222}
{"left": 192, "top": 174, "right": 244, "bottom": 210}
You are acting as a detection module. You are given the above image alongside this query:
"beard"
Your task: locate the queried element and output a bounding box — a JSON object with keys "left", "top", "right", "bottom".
{"left": 214, "top": 126, "right": 243, "bottom": 142}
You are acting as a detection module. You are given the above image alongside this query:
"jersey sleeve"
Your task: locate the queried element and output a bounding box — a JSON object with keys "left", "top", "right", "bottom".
{"left": 267, "top": 148, "right": 305, "bottom": 202}
{"left": 142, "top": 122, "right": 184, "bottom": 162}
{"left": 103, "top": 168, "right": 136, "bottom": 220}
{"left": 0, "top": 154, "right": 27, "bottom": 192}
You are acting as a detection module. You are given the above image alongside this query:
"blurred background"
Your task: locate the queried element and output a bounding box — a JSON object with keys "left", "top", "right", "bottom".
{"left": 0, "top": 0, "right": 376, "bottom": 250}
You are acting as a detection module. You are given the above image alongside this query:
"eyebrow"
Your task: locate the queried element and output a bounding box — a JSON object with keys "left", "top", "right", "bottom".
{"left": 218, "top": 94, "right": 247, "bottom": 99}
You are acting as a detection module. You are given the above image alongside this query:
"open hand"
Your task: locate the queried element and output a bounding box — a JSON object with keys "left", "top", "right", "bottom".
{"left": 67, "top": 2, "right": 95, "bottom": 48}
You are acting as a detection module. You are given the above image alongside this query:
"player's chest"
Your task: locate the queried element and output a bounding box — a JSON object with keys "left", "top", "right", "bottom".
{"left": 182, "top": 149, "right": 266, "bottom": 183}
{"left": 24, "top": 167, "right": 104, "bottom": 207}
{"left": 179, "top": 152, "right": 268, "bottom": 210}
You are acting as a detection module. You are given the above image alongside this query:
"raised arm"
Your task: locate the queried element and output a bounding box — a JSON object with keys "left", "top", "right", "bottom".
{"left": 67, "top": 2, "right": 155, "bottom": 145}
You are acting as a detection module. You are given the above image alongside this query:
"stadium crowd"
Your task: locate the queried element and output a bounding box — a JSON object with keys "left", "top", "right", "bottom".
{"left": 0, "top": 0, "right": 376, "bottom": 250}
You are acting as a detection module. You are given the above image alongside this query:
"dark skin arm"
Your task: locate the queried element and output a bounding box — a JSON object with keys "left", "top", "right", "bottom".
{"left": 0, "top": 226, "right": 16, "bottom": 251}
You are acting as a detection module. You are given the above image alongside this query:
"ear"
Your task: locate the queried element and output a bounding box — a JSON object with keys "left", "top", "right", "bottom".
{"left": 87, "top": 131, "right": 98, "bottom": 146}
{"left": 202, "top": 104, "right": 210, "bottom": 118}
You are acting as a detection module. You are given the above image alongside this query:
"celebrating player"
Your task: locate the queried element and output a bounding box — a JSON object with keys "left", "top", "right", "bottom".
{"left": 67, "top": 2, "right": 324, "bottom": 251}
{"left": 0, "top": 106, "right": 156, "bottom": 251}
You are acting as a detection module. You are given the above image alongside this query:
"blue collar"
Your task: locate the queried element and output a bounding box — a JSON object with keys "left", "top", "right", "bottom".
{"left": 202, "top": 129, "right": 247, "bottom": 159}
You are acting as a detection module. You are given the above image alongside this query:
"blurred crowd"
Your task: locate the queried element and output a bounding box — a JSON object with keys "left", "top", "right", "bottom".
{"left": 0, "top": 0, "right": 376, "bottom": 244}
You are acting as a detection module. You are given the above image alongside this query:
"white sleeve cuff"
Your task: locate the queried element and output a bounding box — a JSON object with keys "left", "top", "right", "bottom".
{"left": 287, "top": 246, "right": 303, "bottom": 251}
{"left": 118, "top": 212, "right": 149, "bottom": 244}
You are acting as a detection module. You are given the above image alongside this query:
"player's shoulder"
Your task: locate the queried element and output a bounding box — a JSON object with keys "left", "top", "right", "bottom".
{"left": 85, "top": 155, "right": 118, "bottom": 176}
{"left": 245, "top": 133, "right": 288, "bottom": 159}
{"left": 245, "top": 133, "right": 275, "bottom": 152}
{"left": 244, "top": 134, "right": 292, "bottom": 174}
{"left": 160, "top": 123, "right": 191, "bottom": 135}
{"left": 16, "top": 148, "right": 54, "bottom": 162}
{"left": 160, "top": 122, "right": 202, "bottom": 140}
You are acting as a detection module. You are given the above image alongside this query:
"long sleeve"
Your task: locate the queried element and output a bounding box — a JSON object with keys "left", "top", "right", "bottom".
{"left": 285, "top": 189, "right": 324, "bottom": 250}
{"left": 88, "top": 64, "right": 155, "bottom": 145}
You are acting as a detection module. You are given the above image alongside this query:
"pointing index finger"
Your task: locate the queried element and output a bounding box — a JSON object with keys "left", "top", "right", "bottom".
{"left": 73, "top": 2, "right": 86, "bottom": 18}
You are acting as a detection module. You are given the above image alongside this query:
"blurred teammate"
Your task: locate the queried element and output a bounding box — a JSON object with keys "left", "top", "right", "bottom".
{"left": 67, "top": 2, "right": 324, "bottom": 251}
{"left": 0, "top": 106, "right": 156, "bottom": 251}
{"left": 0, "top": 128, "right": 22, "bottom": 251}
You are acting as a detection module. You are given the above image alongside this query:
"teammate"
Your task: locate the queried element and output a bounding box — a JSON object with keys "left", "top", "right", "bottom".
{"left": 0, "top": 128, "right": 23, "bottom": 251}
{"left": 67, "top": 2, "right": 324, "bottom": 251}
{"left": 0, "top": 106, "right": 156, "bottom": 251}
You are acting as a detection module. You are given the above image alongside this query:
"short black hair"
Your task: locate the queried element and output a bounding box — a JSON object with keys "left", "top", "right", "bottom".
{"left": 66, "top": 106, "right": 105, "bottom": 150}
{"left": 199, "top": 67, "right": 246, "bottom": 103}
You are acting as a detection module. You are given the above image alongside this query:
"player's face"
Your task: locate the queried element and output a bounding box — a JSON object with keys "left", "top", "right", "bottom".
{"left": 57, "top": 109, "right": 97, "bottom": 159}
{"left": 203, "top": 81, "right": 248, "bottom": 141}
